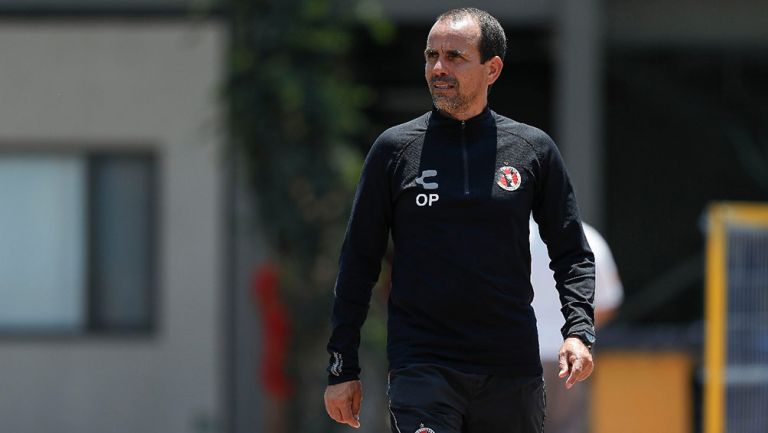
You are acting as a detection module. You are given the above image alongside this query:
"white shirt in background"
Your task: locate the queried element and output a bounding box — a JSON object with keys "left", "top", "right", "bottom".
{"left": 530, "top": 218, "right": 624, "bottom": 361}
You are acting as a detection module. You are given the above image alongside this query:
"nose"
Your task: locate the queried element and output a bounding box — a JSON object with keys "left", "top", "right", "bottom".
{"left": 431, "top": 57, "right": 448, "bottom": 77}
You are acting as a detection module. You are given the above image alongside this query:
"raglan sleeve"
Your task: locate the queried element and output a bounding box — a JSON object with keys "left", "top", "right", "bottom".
{"left": 530, "top": 131, "right": 596, "bottom": 343}
{"left": 326, "top": 134, "right": 394, "bottom": 385}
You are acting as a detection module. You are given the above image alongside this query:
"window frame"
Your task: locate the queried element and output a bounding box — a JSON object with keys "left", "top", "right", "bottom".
{"left": 0, "top": 147, "right": 160, "bottom": 338}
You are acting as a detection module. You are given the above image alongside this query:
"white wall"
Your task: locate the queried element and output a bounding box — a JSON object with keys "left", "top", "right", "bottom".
{"left": 0, "top": 21, "right": 225, "bottom": 433}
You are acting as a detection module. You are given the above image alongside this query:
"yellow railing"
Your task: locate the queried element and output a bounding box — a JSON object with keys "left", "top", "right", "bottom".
{"left": 704, "top": 202, "right": 768, "bottom": 433}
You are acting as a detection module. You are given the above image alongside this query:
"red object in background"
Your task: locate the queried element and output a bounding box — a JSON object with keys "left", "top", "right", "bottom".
{"left": 250, "top": 261, "right": 292, "bottom": 400}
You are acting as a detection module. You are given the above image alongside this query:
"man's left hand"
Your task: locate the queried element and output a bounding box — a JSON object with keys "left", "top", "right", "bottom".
{"left": 557, "top": 337, "right": 594, "bottom": 389}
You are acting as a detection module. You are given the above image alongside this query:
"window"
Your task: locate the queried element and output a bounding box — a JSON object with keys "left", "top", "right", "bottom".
{"left": 0, "top": 151, "right": 157, "bottom": 335}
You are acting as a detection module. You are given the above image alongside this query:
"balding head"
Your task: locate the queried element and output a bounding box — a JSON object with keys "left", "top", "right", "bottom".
{"left": 435, "top": 8, "right": 507, "bottom": 64}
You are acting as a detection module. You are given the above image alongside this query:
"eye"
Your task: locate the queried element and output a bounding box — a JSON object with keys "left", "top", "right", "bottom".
{"left": 446, "top": 51, "right": 463, "bottom": 61}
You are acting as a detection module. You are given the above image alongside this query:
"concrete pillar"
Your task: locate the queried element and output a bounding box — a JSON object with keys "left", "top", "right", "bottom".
{"left": 555, "top": 0, "right": 604, "bottom": 229}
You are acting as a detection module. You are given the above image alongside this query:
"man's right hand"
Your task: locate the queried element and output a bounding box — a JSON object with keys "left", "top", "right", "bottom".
{"left": 324, "top": 380, "right": 363, "bottom": 428}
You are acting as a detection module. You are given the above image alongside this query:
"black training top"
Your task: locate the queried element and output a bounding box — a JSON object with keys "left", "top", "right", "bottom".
{"left": 326, "top": 107, "right": 595, "bottom": 385}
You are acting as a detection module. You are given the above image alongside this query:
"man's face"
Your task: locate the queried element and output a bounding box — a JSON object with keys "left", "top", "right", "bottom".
{"left": 424, "top": 17, "right": 499, "bottom": 119}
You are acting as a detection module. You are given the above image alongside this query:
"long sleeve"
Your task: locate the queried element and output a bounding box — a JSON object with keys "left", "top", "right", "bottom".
{"left": 530, "top": 132, "right": 596, "bottom": 341}
{"left": 326, "top": 136, "right": 394, "bottom": 385}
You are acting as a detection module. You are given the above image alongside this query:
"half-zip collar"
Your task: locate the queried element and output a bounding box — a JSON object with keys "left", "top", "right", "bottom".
{"left": 429, "top": 106, "right": 494, "bottom": 195}
{"left": 428, "top": 105, "right": 495, "bottom": 132}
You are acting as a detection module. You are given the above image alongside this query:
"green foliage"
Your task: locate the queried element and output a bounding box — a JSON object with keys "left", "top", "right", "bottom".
{"left": 229, "top": 0, "right": 390, "bottom": 265}
{"left": 227, "top": 0, "right": 392, "bottom": 430}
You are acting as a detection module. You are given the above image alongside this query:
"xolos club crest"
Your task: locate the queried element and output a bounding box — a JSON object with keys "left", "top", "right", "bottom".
{"left": 414, "top": 425, "right": 436, "bottom": 433}
{"left": 496, "top": 166, "right": 521, "bottom": 191}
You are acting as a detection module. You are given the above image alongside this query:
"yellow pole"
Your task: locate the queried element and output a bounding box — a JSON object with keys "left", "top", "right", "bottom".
{"left": 704, "top": 203, "right": 727, "bottom": 433}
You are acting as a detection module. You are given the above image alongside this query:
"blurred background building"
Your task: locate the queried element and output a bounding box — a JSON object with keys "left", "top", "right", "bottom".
{"left": 0, "top": 0, "right": 766, "bottom": 432}
{"left": 0, "top": 2, "right": 226, "bottom": 433}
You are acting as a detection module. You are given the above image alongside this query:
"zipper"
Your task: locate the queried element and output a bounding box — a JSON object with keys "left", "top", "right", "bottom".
{"left": 461, "top": 120, "right": 469, "bottom": 195}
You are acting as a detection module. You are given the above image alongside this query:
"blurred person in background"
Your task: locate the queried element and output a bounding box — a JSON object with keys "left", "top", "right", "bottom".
{"left": 530, "top": 217, "right": 624, "bottom": 433}
{"left": 324, "top": 7, "right": 596, "bottom": 433}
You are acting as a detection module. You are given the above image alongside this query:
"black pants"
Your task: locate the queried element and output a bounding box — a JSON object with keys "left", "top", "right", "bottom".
{"left": 387, "top": 364, "right": 545, "bottom": 433}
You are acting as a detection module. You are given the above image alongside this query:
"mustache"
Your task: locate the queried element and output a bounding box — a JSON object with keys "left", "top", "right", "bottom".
{"left": 430, "top": 77, "right": 458, "bottom": 86}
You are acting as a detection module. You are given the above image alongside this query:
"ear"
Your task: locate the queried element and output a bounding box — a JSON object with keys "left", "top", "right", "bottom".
{"left": 486, "top": 56, "right": 504, "bottom": 85}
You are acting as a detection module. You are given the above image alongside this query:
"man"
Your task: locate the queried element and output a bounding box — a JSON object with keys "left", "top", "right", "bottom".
{"left": 324, "top": 8, "right": 595, "bottom": 433}
{"left": 530, "top": 217, "right": 623, "bottom": 433}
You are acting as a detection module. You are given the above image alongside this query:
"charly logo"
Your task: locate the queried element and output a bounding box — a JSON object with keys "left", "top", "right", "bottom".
{"left": 414, "top": 424, "right": 436, "bottom": 433}
{"left": 496, "top": 166, "right": 521, "bottom": 191}
{"left": 329, "top": 352, "right": 343, "bottom": 377}
{"left": 415, "top": 170, "right": 439, "bottom": 207}
{"left": 415, "top": 170, "right": 438, "bottom": 190}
